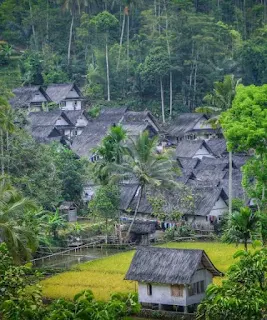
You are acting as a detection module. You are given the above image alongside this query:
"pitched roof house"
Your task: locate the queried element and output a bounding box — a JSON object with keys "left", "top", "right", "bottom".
{"left": 10, "top": 86, "right": 51, "bottom": 112}
{"left": 46, "top": 83, "right": 84, "bottom": 111}
{"left": 176, "top": 140, "right": 215, "bottom": 159}
{"left": 125, "top": 247, "right": 222, "bottom": 312}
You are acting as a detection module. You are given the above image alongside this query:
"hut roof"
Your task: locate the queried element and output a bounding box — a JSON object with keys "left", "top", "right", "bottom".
{"left": 64, "top": 110, "right": 88, "bottom": 126}
{"left": 97, "top": 107, "right": 128, "bottom": 123}
{"left": 45, "top": 83, "right": 83, "bottom": 103}
{"left": 206, "top": 139, "right": 227, "bottom": 157}
{"left": 28, "top": 110, "right": 73, "bottom": 127}
{"left": 176, "top": 140, "right": 213, "bottom": 158}
{"left": 232, "top": 155, "right": 249, "bottom": 168}
{"left": 194, "top": 156, "right": 232, "bottom": 171}
{"left": 194, "top": 169, "right": 227, "bottom": 181}
{"left": 167, "top": 113, "right": 208, "bottom": 137}
{"left": 31, "top": 125, "right": 61, "bottom": 142}
{"left": 178, "top": 158, "right": 200, "bottom": 170}
{"left": 120, "top": 184, "right": 139, "bottom": 211}
{"left": 122, "top": 123, "right": 157, "bottom": 136}
{"left": 191, "top": 187, "right": 228, "bottom": 216}
{"left": 127, "top": 220, "right": 157, "bottom": 234}
{"left": 125, "top": 247, "right": 222, "bottom": 284}
{"left": 10, "top": 86, "right": 51, "bottom": 108}
{"left": 122, "top": 111, "right": 160, "bottom": 130}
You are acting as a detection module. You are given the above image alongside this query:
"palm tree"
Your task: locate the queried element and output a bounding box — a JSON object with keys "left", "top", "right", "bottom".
{"left": 114, "top": 131, "right": 178, "bottom": 238}
{"left": 0, "top": 178, "right": 39, "bottom": 263}
{"left": 222, "top": 207, "right": 262, "bottom": 251}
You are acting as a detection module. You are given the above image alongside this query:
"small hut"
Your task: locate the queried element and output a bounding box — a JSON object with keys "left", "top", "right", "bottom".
{"left": 59, "top": 201, "right": 77, "bottom": 222}
{"left": 123, "top": 220, "right": 157, "bottom": 245}
{"left": 125, "top": 247, "right": 223, "bottom": 313}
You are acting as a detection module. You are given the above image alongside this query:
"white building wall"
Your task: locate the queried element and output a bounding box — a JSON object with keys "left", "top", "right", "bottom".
{"left": 186, "top": 269, "right": 212, "bottom": 305}
{"left": 66, "top": 89, "right": 80, "bottom": 98}
{"left": 193, "top": 146, "right": 215, "bottom": 160}
{"left": 208, "top": 197, "right": 228, "bottom": 218}
{"left": 138, "top": 283, "right": 187, "bottom": 306}
{"left": 76, "top": 116, "right": 88, "bottom": 127}
{"left": 63, "top": 100, "right": 82, "bottom": 111}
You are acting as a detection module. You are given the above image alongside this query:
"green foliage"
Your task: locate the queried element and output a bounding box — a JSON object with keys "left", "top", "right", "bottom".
{"left": 197, "top": 248, "right": 267, "bottom": 320}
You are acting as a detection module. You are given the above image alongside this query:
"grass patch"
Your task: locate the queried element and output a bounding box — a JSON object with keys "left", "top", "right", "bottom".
{"left": 41, "top": 242, "right": 243, "bottom": 300}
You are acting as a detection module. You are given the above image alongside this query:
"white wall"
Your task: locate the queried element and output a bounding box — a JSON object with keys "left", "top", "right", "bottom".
{"left": 138, "top": 283, "right": 187, "bottom": 306}
{"left": 76, "top": 115, "right": 88, "bottom": 127}
{"left": 63, "top": 100, "right": 82, "bottom": 111}
{"left": 208, "top": 197, "right": 228, "bottom": 218}
{"left": 32, "top": 92, "right": 47, "bottom": 103}
{"left": 138, "top": 268, "right": 213, "bottom": 307}
{"left": 193, "top": 146, "right": 215, "bottom": 160}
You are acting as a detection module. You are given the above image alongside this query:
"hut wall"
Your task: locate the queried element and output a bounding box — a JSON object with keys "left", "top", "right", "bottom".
{"left": 186, "top": 269, "right": 212, "bottom": 305}
{"left": 65, "top": 100, "right": 81, "bottom": 110}
{"left": 66, "top": 89, "right": 80, "bottom": 98}
{"left": 208, "top": 197, "right": 228, "bottom": 218}
{"left": 68, "top": 208, "right": 77, "bottom": 222}
{"left": 138, "top": 282, "right": 187, "bottom": 306}
{"left": 193, "top": 147, "right": 215, "bottom": 160}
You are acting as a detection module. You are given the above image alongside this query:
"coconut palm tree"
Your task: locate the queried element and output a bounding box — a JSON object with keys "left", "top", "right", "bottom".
{"left": 222, "top": 207, "right": 262, "bottom": 251}
{"left": 114, "top": 131, "right": 178, "bottom": 238}
{"left": 0, "top": 178, "right": 39, "bottom": 263}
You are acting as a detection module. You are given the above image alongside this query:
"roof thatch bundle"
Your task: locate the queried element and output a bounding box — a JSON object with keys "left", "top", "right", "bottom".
{"left": 28, "top": 110, "right": 64, "bottom": 126}
{"left": 176, "top": 140, "right": 214, "bottom": 158}
{"left": 125, "top": 247, "right": 222, "bottom": 284}
{"left": 31, "top": 125, "right": 61, "bottom": 142}
{"left": 10, "top": 86, "right": 51, "bottom": 108}
{"left": 206, "top": 139, "right": 227, "bottom": 157}
{"left": 126, "top": 220, "right": 157, "bottom": 234}
{"left": 45, "top": 83, "right": 83, "bottom": 103}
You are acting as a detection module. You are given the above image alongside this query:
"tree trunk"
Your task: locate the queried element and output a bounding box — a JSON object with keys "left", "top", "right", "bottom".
{"left": 229, "top": 151, "right": 233, "bottom": 215}
{"left": 126, "top": 186, "right": 143, "bottom": 239}
{"left": 68, "top": 15, "right": 74, "bottom": 66}
{"left": 127, "top": 12, "right": 130, "bottom": 75}
{"left": 106, "top": 37, "right": 111, "bottom": 101}
{"left": 6, "top": 131, "right": 9, "bottom": 174}
{"left": 46, "top": 0, "right": 49, "bottom": 41}
{"left": 160, "top": 76, "right": 165, "bottom": 123}
{"left": 105, "top": 218, "right": 108, "bottom": 244}
{"left": 169, "top": 71, "right": 173, "bottom": 118}
{"left": 0, "top": 130, "right": 4, "bottom": 176}
{"left": 244, "top": 238, "right": 248, "bottom": 251}
{"left": 28, "top": 0, "right": 37, "bottom": 49}
{"left": 117, "top": 10, "right": 126, "bottom": 71}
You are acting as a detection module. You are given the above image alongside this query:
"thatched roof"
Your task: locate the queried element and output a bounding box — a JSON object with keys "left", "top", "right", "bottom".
{"left": 122, "top": 111, "right": 160, "bottom": 131}
{"left": 178, "top": 158, "right": 200, "bottom": 170}
{"left": 194, "top": 156, "right": 232, "bottom": 172}
{"left": 122, "top": 123, "right": 157, "bottom": 137}
{"left": 194, "top": 169, "right": 227, "bottom": 181}
{"left": 176, "top": 140, "right": 214, "bottom": 158}
{"left": 120, "top": 184, "right": 139, "bottom": 211}
{"left": 206, "top": 139, "right": 227, "bottom": 157}
{"left": 126, "top": 220, "right": 157, "bottom": 234}
{"left": 97, "top": 107, "right": 128, "bottom": 123}
{"left": 167, "top": 113, "right": 208, "bottom": 137}
{"left": 125, "top": 247, "right": 222, "bottom": 284}
{"left": 31, "top": 125, "right": 62, "bottom": 143}
{"left": 28, "top": 110, "right": 65, "bottom": 126}
{"left": 64, "top": 110, "right": 88, "bottom": 126}
{"left": 46, "top": 83, "right": 83, "bottom": 103}
{"left": 232, "top": 155, "right": 250, "bottom": 169}
{"left": 191, "top": 187, "right": 228, "bottom": 216}
{"left": 10, "top": 86, "right": 51, "bottom": 108}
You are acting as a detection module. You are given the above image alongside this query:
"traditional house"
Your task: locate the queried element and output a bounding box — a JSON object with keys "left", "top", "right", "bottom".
{"left": 122, "top": 220, "right": 157, "bottom": 245}
{"left": 59, "top": 201, "right": 77, "bottom": 222}
{"left": 71, "top": 107, "right": 128, "bottom": 160}
{"left": 125, "top": 247, "right": 222, "bottom": 312}
{"left": 176, "top": 140, "right": 215, "bottom": 160}
{"left": 46, "top": 83, "right": 84, "bottom": 111}
{"left": 64, "top": 110, "right": 89, "bottom": 136}
{"left": 205, "top": 139, "right": 227, "bottom": 158}
{"left": 10, "top": 86, "right": 51, "bottom": 112}
{"left": 166, "top": 113, "right": 221, "bottom": 144}
{"left": 31, "top": 125, "right": 62, "bottom": 143}
{"left": 28, "top": 110, "right": 76, "bottom": 139}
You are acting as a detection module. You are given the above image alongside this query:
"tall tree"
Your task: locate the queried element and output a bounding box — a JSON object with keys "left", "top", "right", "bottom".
{"left": 114, "top": 131, "right": 177, "bottom": 237}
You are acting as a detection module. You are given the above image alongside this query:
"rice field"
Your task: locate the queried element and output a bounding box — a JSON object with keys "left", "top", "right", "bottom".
{"left": 41, "top": 242, "right": 243, "bottom": 301}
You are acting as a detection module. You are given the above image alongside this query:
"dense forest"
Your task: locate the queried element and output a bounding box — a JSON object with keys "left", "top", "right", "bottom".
{"left": 1, "top": 0, "right": 267, "bottom": 119}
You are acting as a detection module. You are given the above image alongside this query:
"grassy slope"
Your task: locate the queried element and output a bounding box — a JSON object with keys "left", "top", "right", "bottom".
{"left": 41, "top": 242, "right": 243, "bottom": 301}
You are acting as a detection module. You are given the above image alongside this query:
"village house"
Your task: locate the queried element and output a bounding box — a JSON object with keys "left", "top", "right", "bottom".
{"left": 125, "top": 247, "right": 222, "bottom": 313}
{"left": 166, "top": 113, "right": 222, "bottom": 145}
{"left": 176, "top": 140, "right": 215, "bottom": 160}
{"left": 10, "top": 86, "right": 51, "bottom": 112}
{"left": 45, "top": 83, "right": 84, "bottom": 111}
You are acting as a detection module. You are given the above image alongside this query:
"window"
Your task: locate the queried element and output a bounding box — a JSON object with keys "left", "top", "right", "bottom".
{"left": 147, "top": 284, "right": 152, "bottom": 296}
{"left": 171, "top": 285, "right": 183, "bottom": 297}
{"left": 188, "top": 281, "right": 205, "bottom": 296}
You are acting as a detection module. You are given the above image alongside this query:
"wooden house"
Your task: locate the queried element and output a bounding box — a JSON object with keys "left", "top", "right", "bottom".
{"left": 10, "top": 86, "right": 51, "bottom": 112}
{"left": 123, "top": 220, "right": 157, "bottom": 245}
{"left": 59, "top": 201, "right": 77, "bottom": 222}
{"left": 166, "top": 113, "right": 221, "bottom": 144}
{"left": 46, "top": 83, "right": 84, "bottom": 111}
{"left": 28, "top": 110, "right": 76, "bottom": 139}
{"left": 125, "top": 247, "right": 222, "bottom": 312}
{"left": 64, "top": 110, "right": 89, "bottom": 136}
{"left": 176, "top": 140, "right": 215, "bottom": 160}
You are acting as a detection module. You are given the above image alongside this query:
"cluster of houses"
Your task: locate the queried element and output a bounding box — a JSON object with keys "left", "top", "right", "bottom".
{"left": 10, "top": 83, "right": 249, "bottom": 233}
{"left": 11, "top": 84, "right": 234, "bottom": 313}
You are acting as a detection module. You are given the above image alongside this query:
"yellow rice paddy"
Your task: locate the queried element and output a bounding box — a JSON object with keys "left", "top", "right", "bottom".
{"left": 41, "top": 242, "right": 243, "bottom": 301}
